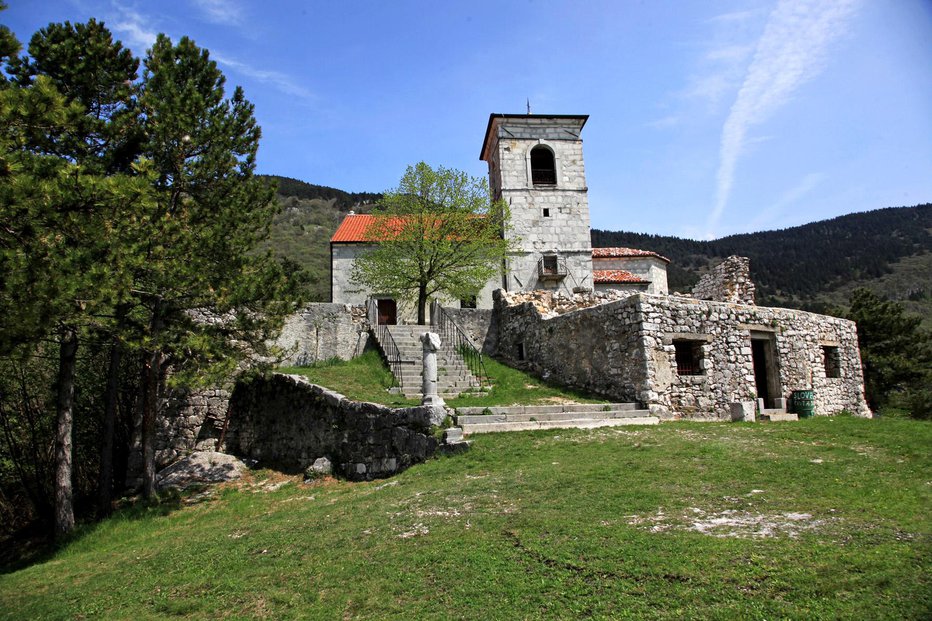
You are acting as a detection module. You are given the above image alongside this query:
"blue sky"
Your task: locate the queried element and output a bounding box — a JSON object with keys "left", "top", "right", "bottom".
{"left": 4, "top": 1, "right": 931, "bottom": 239}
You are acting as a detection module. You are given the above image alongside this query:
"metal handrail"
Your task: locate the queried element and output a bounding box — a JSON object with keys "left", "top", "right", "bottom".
{"left": 431, "top": 302, "right": 488, "bottom": 390}
{"left": 367, "top": 299, "right": 403, "bottom": 390}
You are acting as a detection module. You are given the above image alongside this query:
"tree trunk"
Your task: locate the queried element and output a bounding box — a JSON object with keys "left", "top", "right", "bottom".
{"left": 417, "top": 284, "right": 428, "bottom": 325}
{"left": 54, "top": 325, "right": 78, "bottom": 538}
{"left": 97, "top": 336, "right": 122, "bottom": 517}
{"left": 140, "top": 299, "right": 164, "bottom": 500}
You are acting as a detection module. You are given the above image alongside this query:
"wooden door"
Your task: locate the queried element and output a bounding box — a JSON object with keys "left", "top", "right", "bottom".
{"left": 377, "top": 299, "right": 397, "bottom": 325}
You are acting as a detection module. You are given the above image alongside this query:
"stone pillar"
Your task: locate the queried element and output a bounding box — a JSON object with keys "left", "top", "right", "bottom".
{"left": 420, "top": 332, "right": 445, "bottom": 407}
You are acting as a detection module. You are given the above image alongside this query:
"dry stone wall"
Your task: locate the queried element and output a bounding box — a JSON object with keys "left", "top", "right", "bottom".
{"left": 692, "top": 256, "right": 756, "bottom": 305}
{"left": 494, "top": 290, "right": 870, "bottom": 419}
{"left": 223, "top": 374, "right": 440, "bottom": 481}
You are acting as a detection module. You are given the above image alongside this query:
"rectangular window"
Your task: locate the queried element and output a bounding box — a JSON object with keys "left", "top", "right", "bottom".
{"left": 542, "top": 208, "right": 550, "bottom": 218}
{"left": 674, "top": 340, "right": 704, "bottom": 376}
{"left": 460, "top": 296, "right": 477, "bottom": 309}
{"left": 516, "top": 342, "right": 525, "bottom": 361}
{"left": 823, "top": 345, "right": 841, "bottom": 378}
{"left": 542, "top": 255, "right": 558, "bottom": 275}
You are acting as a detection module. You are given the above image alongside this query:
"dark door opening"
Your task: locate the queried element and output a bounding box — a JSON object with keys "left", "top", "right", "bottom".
{"left": 750, "top": 333, "right": 780, "bottom": 408}
{"left": 377, "top": 299, "right": 397, "bottom": 325}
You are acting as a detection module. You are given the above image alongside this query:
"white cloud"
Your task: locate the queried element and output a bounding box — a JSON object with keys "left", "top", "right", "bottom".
{"left": 192, "top": 0, "right": 244, "bottom": 26}
{"left": 708, "top": 10, "right": 758, "bottom": 24}
{"left": 706, "top": 0, "right": 859, "bottom": 238}
{"left": 746, "top": 172, "right": 825, "bottom": 231}
{"left": 212, "top": 53, "right": 314, "bottom": 101}
{"left": 111, "top": 6, "right": 158, "bottom": 53}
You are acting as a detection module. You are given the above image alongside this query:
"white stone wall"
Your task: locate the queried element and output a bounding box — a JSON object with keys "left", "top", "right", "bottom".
{"left": 331, "top": 243, "right": 370, "bottom": 305}
{"left": 484, "top": 116, "right": 594, "bottom": 294}
{"left": 330, "top": 243, "right": 497, "bottom": 321}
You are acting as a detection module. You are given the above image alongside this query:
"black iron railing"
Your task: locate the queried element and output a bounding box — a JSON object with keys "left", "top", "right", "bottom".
{"left": 432, "top": 302, "right": 488, "bottom": 390}
{"left": 367, "top": 298, "right": 403, "bottom": 390}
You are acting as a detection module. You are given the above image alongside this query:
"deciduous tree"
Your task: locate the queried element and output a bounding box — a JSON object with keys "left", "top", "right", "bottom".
{"left": 351, "top": 162, "right": 512, "bottom": 324}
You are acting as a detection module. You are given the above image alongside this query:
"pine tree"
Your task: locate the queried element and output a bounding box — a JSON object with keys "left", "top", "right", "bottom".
{"left": 133, "top": 35, "right": 300, "bottom": 498}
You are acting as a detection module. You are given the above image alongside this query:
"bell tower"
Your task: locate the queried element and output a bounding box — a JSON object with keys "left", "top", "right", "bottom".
{"left": 480, "top": 113, "right": 593, "bottom": 293}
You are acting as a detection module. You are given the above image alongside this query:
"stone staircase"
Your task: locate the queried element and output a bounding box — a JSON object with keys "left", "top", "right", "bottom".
{"left": 374, "top": 325, "right": 481, "bottom": 399}
{"left": 455, "top": 403, "right": 658, "bottom": 435}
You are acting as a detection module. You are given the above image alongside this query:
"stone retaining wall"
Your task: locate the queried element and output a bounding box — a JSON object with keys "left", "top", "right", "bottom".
{"left": 223, "top": 374, "right": 440, "bottom": 480}
{"left": 274, "top": 303, "right": 369, "bottom": 366}
{"left": 438, "top": 307, "right": 497, "bottom": 355}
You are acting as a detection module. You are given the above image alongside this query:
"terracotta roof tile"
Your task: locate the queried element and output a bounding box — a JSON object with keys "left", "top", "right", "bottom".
{"left": 592, "top": 247, "right": 670, "bottom": 262}
{"left": 593, "top": 269, "right": 650, "bottom": 284}
{"left": 330, "top": 214, "right": 405, "bottom": 243}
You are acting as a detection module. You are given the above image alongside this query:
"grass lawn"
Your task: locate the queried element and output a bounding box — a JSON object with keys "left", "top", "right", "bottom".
{"left": 1, "top": 417, "right": 929, "bottom": 619}
{"left": 279, "top": 350, "right": 606, "bottom": 408}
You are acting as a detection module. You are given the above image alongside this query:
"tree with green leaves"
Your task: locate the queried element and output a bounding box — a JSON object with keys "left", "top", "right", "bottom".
{"left": 351, "top": 162, "right": 512, "bottom": 324}
{"left": 132, "top": 34, "right": 301, "bottom": 498}
{"left": 0, "top": 14, "right": 154, "bottom": 536}
{"left": 846, "top": 288, "right": 931, "bottom": 418}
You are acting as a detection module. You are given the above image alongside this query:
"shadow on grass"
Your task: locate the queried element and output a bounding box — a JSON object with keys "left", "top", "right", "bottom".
{"left": 0, "top": 492, "right": 184, "bottom": 576}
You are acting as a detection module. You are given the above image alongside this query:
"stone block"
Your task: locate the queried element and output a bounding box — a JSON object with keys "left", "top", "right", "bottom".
{"left": 730, "top": 401, "right": 756, "bottom": 422}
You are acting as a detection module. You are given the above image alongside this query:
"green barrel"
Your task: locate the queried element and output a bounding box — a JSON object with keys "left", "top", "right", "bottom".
{"left": 792, "top": 390, "right": 814, "bottom": 418}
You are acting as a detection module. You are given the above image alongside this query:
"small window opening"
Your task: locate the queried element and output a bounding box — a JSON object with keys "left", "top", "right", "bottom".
{"left": 460, "top": 296, "right": 477, "bottom": 309}
{"left": 822, "top": 346, "right": 841, "bottom": 378}
{"left": 516, "top": 342, "right": 525, "bottom": 361}
{"left": 530, "top": 146, "right": 556, "bottom": 185}
{"left": 542, "top": 208, "right": 550, "bottom": 218}
{"left": 674, "top": 340, "right": 704, "bottom": 376}
{"left": 542, "top": 255, "right": 559, "bottom": 275}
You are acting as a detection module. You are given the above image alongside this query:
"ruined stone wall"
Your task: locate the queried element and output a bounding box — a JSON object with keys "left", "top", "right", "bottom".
{"left": 692, "top": 255, "right": 756, "bottom": 305}
{"left": 223, "top": 374, "right": 439, "bottom": 481}
{"left": 155, "top": 386, "right": 231, "bottom": 467}
{"left": 493, "top": 291, "right": 646, "bottom": 403}
{"left": 275, "top": 303, "right": 369, "bottom": 367}
{"left": 637, "top": 295, "right": 869, "bottom": 418}
{"left": 493, "top": 290, "right": 870, "bottom": 419}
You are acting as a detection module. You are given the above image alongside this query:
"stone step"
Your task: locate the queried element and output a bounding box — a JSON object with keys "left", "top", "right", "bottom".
{"left": 455, "top": 403, "right": 636, "bottom": 416}
{"left": 456, "top": 410, "right": 649, "bottom": 425}
{"left": 761, "top": 412, "right": 799, "bottom": 422}
{"left": 460, "top": 416, "right": 659, "bottom": 435}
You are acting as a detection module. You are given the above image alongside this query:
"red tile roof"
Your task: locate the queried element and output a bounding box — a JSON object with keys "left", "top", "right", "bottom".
{"left": 593, "top": 269, "right": 649, "bottom": 284}
{"left": 331, "top": 214, "right": 402, "bottom": 243}
{"left": 592, "top": 247, "right": 669, "bottom": 262}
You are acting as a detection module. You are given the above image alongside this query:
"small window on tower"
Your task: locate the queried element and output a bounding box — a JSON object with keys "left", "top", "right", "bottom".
{"left": 542, "top": 208, "right": 550, "bottom": 218}
{"left": 542, "top": 255, "right": 558, "bottom": 275}
{"left": 530, "top": 146, "right": 556, "bottom": 185}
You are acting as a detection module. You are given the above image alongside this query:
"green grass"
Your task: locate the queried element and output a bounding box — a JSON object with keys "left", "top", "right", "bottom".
{"left": 280, "top": 350, "right": 607, "bottom": 408}
{"left": 1, "top": 417, "right": 929, "bottom": 619}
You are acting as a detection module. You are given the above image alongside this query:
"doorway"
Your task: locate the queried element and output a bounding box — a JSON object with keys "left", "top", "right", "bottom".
{"left": 750, "top": 332, "right": 780, "bottom": 408}
{"left": 376, "top": 299, "right": 397, "bottom": 325}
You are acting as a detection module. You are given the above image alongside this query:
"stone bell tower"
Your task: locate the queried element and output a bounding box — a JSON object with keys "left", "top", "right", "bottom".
{"left": 480, "top": 113, "right": 593, "bottom": 293}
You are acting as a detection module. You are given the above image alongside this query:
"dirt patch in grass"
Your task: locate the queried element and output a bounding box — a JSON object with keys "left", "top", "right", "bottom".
{"left": 626, "top": 507, "right": 836, "bottom": 539}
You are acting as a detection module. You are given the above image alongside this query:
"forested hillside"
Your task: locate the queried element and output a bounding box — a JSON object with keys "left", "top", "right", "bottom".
{"left": 592, "top": 204, "right": 932, "bottom": 322}
{"left": 264, "top": 174, "right": 930, "bottom": 325}
{"left": 259, "top": 176, "right": 382, "bottom": 301}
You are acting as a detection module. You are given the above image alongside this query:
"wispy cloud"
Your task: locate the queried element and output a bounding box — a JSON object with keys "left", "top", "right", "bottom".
{"left": 110, "top": 5, "right": 158, "bottom": 53}
{"left": 747, "top": 172, "right": 825, "bottom": 231}
{"left": 707, "top": 0, "right": 859, "bottom": 237}
{"left": 708, "top": 10, "right": 758, "bottom": 24}
{"left": 212, "top": 53, "right": 314, "bottom": 101}
{"left": 192, "top": 0, "right": 244, "bottom": 27}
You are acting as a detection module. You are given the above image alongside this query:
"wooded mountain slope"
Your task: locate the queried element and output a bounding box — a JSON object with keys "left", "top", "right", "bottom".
{"left": 593, "top": 204, "right": 931, "bottom": 322}
{"left": 263, "top": 175, "right": 930, "bottom": 323}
